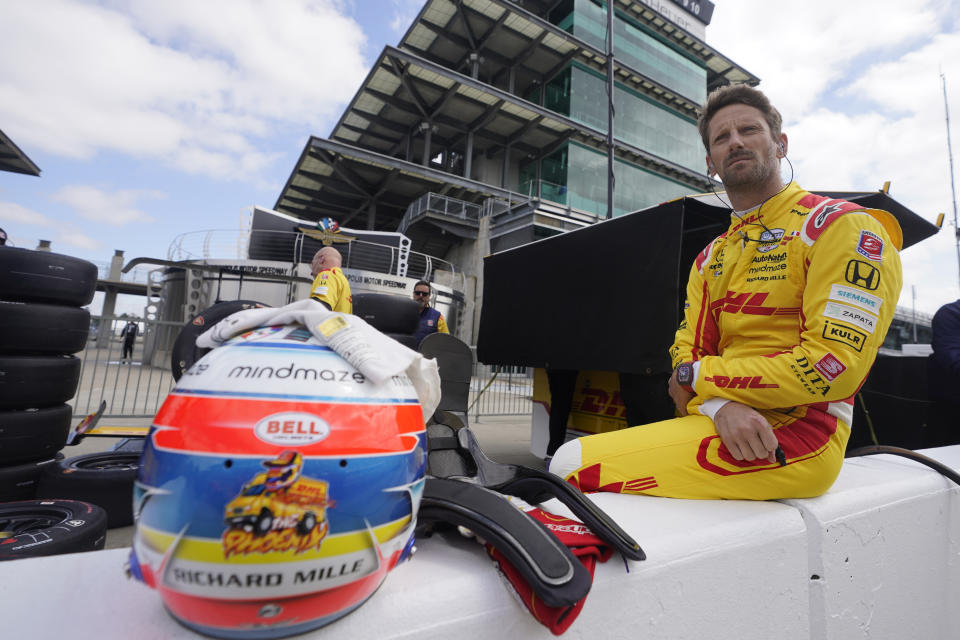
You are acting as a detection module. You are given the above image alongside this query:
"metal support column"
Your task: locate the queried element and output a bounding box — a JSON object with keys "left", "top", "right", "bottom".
{"left": 605, "top": 0, "right": 615, "bottom": 220}
{"left": 465, "top": 130, "right": 474, "bottom": 179}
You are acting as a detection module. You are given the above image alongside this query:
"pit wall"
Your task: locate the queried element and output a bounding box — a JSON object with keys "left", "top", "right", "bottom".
{"left": 5, "top": 448, "right": 958, "bottom": 639}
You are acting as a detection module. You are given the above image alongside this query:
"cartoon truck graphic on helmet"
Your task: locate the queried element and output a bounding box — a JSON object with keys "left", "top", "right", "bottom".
{"left": 224, "top": 450, "right": 331, "bottom": 537}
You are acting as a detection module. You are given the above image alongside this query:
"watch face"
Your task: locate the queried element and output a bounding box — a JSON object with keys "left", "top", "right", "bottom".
{"left": 677, "top": 364, "right": 692, "bottom": 385}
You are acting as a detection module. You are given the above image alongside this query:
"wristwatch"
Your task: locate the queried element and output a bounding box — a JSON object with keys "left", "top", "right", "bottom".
{"left": 675, "top": 362, "right": 695, "bottom": 393}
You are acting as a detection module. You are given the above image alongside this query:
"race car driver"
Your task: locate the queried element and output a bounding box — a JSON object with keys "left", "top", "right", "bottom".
{"left": 549, "top": 84, "right": 903, "bottom": 501}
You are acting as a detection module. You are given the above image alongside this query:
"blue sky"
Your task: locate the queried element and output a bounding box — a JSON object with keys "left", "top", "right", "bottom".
{"left": 1, "top": 0, "right": 959, "bottom": 316}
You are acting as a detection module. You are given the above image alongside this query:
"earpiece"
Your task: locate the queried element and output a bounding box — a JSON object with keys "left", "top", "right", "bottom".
{"left": 777, "top": 142, "right": 785, "bottom": 156}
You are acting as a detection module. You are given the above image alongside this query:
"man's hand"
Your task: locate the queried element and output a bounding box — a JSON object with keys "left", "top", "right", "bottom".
{"left": 713, "top": 401, "right": 779, "bottom": 463}
{"left": 668, "top": 370, "right": 694, "bottom": 416}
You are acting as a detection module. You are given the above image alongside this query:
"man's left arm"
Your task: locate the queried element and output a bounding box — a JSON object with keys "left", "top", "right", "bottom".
{"left": 691, "top": 213, "right": 902, "bottom": 409}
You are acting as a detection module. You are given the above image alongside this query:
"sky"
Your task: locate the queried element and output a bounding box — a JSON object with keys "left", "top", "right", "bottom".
{"left": 0, "top": 0, "right": 958, "bottom": 317}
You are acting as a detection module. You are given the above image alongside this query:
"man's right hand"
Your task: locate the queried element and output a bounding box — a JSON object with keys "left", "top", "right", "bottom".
{"left": 667, "top": 370, "right": 694, "bottom": 416}
{"left": 713, "top": 401, "right": 779, "bottom": 463}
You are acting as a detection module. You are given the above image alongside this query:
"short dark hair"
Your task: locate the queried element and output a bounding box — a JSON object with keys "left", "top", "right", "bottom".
{"left": 698, "top": 84, "right": 782, "bottom": 150}
{"left": 414, "top": 280, "right": 431, "bottom": 291}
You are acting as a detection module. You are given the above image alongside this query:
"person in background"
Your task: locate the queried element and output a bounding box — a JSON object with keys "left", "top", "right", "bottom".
{"left": 412, "top": 280, "right": 449, "bottom": 344}
{"left": 120, "top": 319, "right": 138, "bottom": 362}
{"left": 927, "top": 298, "right": 960, "bottom": 447}
{"left": 309, "top": 246, "right": 352, "bottom": 313}
{"left": 0, "top": 227, "right": 7, "bottom": 245}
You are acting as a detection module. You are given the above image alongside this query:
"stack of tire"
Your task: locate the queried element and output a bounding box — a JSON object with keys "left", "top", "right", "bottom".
{"left": 0, "top": 247, "right": 108, "bottom": 558}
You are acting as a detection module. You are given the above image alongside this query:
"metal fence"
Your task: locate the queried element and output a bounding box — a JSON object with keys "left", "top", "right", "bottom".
{"left": 72, "top": 316, "right": 532, "bottom": 420}
{"left": 71, "top": 316, "right": 179, "bottom": 418}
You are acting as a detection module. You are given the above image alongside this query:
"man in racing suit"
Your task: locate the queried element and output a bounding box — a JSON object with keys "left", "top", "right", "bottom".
{"left": 309, "top": 246, "right": 353, "bottom": 314}
{"left": 549, "top": 85, "right": 902, "bottom": 500}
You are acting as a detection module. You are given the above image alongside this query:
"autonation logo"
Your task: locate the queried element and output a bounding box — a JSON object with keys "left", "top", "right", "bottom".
{"left": 254, "top": 412, "right": 331, "bottom": 445}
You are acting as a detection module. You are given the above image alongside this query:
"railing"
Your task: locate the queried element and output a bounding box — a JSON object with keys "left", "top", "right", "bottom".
{"left": 91, "top": 260, "right": 155, "bottom": 285}
{"left": 469, "top": 361, "right": 533, "bottom": 419}
{"left": 72, "top": 315, "right": 532, "bottom": 420}
{"left": 165, "top": 228, "right": 464, "bottom": 291}
{"left": 399, "top": 192, "right": 483, "bottom": 233}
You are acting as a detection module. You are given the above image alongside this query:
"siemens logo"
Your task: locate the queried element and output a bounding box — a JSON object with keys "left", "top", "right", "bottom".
{"left": 229, "top": 363, "right": 366, "bottom": 384}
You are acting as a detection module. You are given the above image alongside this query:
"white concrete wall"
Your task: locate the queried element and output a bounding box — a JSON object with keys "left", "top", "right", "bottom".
{"left": 2, "top": 448, "right": 958, "bottom": 639}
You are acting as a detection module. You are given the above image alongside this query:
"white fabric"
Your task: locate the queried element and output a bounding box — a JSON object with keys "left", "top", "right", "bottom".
{"left": 547, "top": 438, "right": 582, "bottom": 480}
{"left": 698, "top": 397, "right": 731, "bottom": 420}
{"left": 196, "top": 299, "right": 441, "bottom": 417}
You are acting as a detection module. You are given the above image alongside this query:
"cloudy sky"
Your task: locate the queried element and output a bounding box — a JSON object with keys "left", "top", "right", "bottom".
{"left": 0, "top": 0, "right": 958, "bottom": 316}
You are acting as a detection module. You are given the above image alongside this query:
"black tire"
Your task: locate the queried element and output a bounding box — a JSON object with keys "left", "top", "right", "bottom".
{"left": 0, "top": 499, "right": 107, "bottom": 560}
{"left": 254, "top": 509, "right": 273, "bottom": 537}
{"left": 0, "top": 247, "right": 98, "bottom": 307}
{"left": 37, "top": 451, "right": 141, "bottom": 529}
{"left": 171, "top": 300, "right": 271, "bottom": 381}
{"left": 353, "top": 293, "right": 421, "bottom": 334}
{"left": 0, "top": 301, "right": 90, "bottom": 355}
{"left": 0, "top": 454, "right": 63, "bottom": 502}
{"left": 297, "top": 511, "right": 317, "bottom": 536}
{"left": 0, "top": 355, "right": 81, "bottom": 409}
{"left": 0, "top": 404, "right": 72, "bottom": 465}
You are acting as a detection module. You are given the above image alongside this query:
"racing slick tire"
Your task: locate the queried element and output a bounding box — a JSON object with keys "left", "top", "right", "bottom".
{"left": 0, "top": 301, "right": 90, "bottom": 355}
{"left": 171, "top": 299, "right": 271, "bottom": 381}
{"left": 37, "top": 451, "right": 141, "bottom": 529}
{"left": 0, "top": 454, "right": 63, "bottom": 502}
{"left": 0, "top": 404, "right": 72, "bottom": 465}
{"left": 353, "top": 293, "right": 420, "bottom": 334}
{"left": 0, "top": 247, "right": 98, "bottom": 307}
{"left": 0, "top": 499, "right": 107, "bottom": 560}
{"left": 0, "top": 355, "right": 81, "bottom": 409}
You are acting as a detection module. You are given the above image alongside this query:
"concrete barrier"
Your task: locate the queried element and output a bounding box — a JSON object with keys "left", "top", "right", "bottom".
{"left": 1, "top": 447, "right": 957, "bottom": 639}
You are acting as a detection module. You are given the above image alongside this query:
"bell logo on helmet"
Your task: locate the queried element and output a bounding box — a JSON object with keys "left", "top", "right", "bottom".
{"left": 255, "top": 413, "right": 331, "bottom": 445}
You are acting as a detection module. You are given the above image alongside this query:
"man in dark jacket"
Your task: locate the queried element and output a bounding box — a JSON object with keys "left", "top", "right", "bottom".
{"left": 412, "top": 280, "right": 449, "bottom": 344}
{"left": 120, "top": 320, "right": 138, "bottom": 361}
{"left": 928, "top": 299, "right": 960, "bottom": 447}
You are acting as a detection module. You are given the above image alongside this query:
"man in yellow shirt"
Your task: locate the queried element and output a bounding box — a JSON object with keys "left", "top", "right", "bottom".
{"left": 309, "top": 247, "right": 352, "bottom": 313}
{"left": 549, "top": 85, "right": 902, "bottom": 500}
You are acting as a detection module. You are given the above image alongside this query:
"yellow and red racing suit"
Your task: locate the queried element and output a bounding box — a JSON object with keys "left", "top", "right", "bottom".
{"left": 309, "top": 267, "right": 353, "bottom": 314}
{"left": 549, "top": 182, "right": 903, "bottom": 499}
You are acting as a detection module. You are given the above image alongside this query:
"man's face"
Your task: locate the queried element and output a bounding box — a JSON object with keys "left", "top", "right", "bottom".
{"left": 705, "top": 103, "right": 782, "bottom": 190}
{"left": 413, "top": 286, "right": 431, "bottom": 309}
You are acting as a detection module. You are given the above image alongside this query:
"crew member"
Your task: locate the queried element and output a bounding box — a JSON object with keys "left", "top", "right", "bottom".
{"left": 120, "top": 319, "right": 138, "bottom": 361}
{"left": 550, "top": 84, "right": 903, "bottom": 500}
{"left": 309, "top": 246, "right": 352, "bottom": 313}
{"left": 412, "top": 280, "right": 449, "bottom": 344}
{"left": 927, "top": 298, "right": 960, "bottom": 447}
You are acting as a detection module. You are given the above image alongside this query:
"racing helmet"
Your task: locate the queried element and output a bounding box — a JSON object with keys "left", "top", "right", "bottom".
{"left": 129, "top": 322, "right": 426, "bottom": 639}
